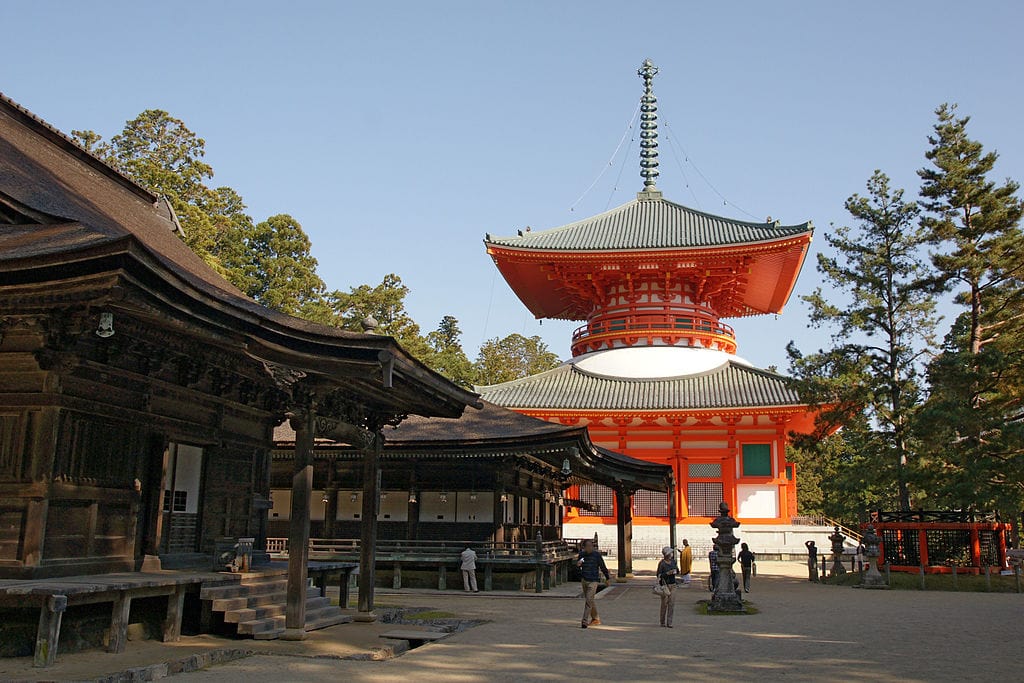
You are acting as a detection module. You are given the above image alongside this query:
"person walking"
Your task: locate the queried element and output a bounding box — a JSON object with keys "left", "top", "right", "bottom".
{"left": 708, "top": 542, "right": 720, "bottom": 592}
{"left": 805, "top": 540, "right": 819, "bottom": 582}
{"left": 577, "top": 539, "right": 610, "bottom": 628}
{"left": 679, "top": 539, "right": 693, "bottom": 587}
{"left": 737, "top": 542, "right": 755, "bottom": 593}
{"left": 460, "top": 544, "right": 479, "bottom": 592}
{"left": 656, "top": 546, "right": 678, "bottom": 627}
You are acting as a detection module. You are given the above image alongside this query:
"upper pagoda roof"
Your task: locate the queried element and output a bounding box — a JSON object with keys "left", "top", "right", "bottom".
{"left": 485, "top": 192, "right": 812, "bottom": 253}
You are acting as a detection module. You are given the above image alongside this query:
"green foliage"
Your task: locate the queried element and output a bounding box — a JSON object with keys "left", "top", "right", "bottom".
{"left": 788, "top": 171, "right": 938, "bottom": 510}
{"left": 73, "top": 111, "right": 245, "bottom": 281}
{"left": 426, "top": 315, "right": 476, "bottom": 387}
{"left": 915, "top": 104, "right": 1024, "bottom": 520}
{"left": 789, "top": 416, "right": 900, "bottom": 525}
{"left": 473, "top": 333, "right": 561, "bottom": 385}
{"left": 240, "top": 214, "right": 330, "bottom": 320}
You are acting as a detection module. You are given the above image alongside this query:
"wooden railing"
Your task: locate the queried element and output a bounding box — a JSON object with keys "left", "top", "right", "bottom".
{"left": 267, "top": 537, "right": 575, "bottom": 561}
{"left": 571, "top": 311, "right": 736, "bottom": 355}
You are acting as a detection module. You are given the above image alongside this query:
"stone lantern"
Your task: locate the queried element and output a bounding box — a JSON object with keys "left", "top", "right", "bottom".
{"left": 708, "top": 501, "right": 745, "bottom": 612}
{"left": 828, "top": 526, "right": 846, "bottom": 577}
{"left": 860, "top": 524, "right": 888, "bottom": 588}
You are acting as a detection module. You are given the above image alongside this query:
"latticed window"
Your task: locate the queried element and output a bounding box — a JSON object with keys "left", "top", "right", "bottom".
{"left": 925, "top": 529, "right": 971, "bottom": 566}
{"left": 632, "top": 490, "right": 668, "bottom": 518}
{"left": 578, "top": 484, "right": 614, "bottom": 517}
{"left": 881, "top": 529, "right": 920, "bottom": 566}
{"left": 687, "top": 482, "right": 723, "bottom": 517}
{"left": 687, "top": 462, "right": 721, "bottom": 478}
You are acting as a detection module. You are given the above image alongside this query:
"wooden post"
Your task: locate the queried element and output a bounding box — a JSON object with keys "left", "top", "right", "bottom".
{"left": 438, "top": 564, "right": 447, "bottom": 590}
{"left": 338, "top": 568, "right": 352, "bottom": 609}
{"left": 393, "top": 563, "right": 401, "bottom": 589}
{"left": 615, "top": 488, "right": 633, "bottom": 580}
{"left": 33, "top": 594, "right": 66, "bottom": 668}
{"left": 667, "top": 476, "right": 677, "bottom": 552}
{"left": 356, "top": 430, "right": 382, "bottom": 620}
{"left": 162, "top": 584, "right": 187, "bottom": 642}
{"left": 919, "top": 565, "right": 926, "bottom": 591}
{"left": 952, "top": 564, "right": 957, "bottom": 590}
{"left": 108, "top": 593, "right": 132, "bottom": 653}
{"left": 284, "top": 406, "right": 316, "bottom": 639}
{"left": 985, "top": 565, "right": 991, "bottom": 591}
{"left": 484, "top": 562, "right": 493, "bottom": 591}
{"left": 1016, "top": 565, "right": 1021, "bottom": 594}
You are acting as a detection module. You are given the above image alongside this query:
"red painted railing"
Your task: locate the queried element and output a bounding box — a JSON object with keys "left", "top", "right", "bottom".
{"left": 571, "top": 311, "right": 736, "bottom": 356}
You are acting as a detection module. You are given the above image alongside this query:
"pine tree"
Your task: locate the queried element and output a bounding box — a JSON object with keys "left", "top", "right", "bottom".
{"left": 789, "top": 171, "right": 938, "bottom": 510}
{"left": 916, "top": 104, "right": 1024, "bottom": 520}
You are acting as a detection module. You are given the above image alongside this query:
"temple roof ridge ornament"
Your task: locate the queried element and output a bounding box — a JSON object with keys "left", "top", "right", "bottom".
{"left": 637, "top": 59, "right": 661, "bottom": 197}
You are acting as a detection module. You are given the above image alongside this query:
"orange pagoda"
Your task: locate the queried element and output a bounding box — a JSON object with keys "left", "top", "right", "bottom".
{"left": 479, "top": 60, "right": 819, "bottom": 552}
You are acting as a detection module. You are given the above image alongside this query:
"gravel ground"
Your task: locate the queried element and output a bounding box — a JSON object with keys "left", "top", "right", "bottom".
{"left": 171, "top": 560, "right": 1023, "bottom": 682}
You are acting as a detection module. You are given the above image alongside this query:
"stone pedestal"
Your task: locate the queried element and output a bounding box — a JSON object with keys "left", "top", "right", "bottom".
{"left": 859, "top": 524, "right": 889, "bottom": 589}
{"left": 707, "top": 502, "right": 745, "bottom": 613}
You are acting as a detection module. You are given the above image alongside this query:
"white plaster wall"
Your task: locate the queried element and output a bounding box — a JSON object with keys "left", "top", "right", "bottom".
{"left": 456, "top": 492, "right": 493, "bottom": 523}
{"left": 572, "top": 346, "right": 751, "bottom": 379}
{"left": 736, "top": 485, "right": 778, "bottom": 518}
{"left": 419, "top": 492, "right": 457, "bottom": 522}
{"left": 172, "top": 444, "right": 204, "bottom": 514}
{"left": 378, "top": 491, "right": 408, "bottom": 522}
{"left": 269, "top": 488, "right": 290, "bottom": 521}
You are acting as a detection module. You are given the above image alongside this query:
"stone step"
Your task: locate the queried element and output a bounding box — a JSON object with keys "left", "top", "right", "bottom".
{"left": 201, "top": 578, "right": 286, "bottom": 601}
{"left": 211, "top": 585, "right": 320, "bottom": 612}
{"left": 224, "top": 596, "right": 331, "bottom": 624}
{"left": 238, "top": 604, "right": 349, "bottom": 639}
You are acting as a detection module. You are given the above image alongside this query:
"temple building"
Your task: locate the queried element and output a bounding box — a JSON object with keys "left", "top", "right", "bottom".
{"left": 479, "top": 60, "right": 820, "bottom": 551}
{"left": 0, "top": 92, "right": 479, "bottom": 653}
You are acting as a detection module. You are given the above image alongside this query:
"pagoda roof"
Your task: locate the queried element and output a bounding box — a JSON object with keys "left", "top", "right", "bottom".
{"left": 476, "top": 359, "right": 803, "bottom": 412}
{"left": 273, "top": 400, "right": 674, "bottom": 492}
{"left": 485, "top": 193, "right": 812, "bottom": 252}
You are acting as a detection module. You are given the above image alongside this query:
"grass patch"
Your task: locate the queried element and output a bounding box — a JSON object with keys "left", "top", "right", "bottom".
{"left": 404, "top": 610, "right": 457, "bottom": 620}
{"left": 822, "top": 570, "right": 1023, "bottom": 592}
{"left": 694, "top": 600, "right": 759, "bottom": 615}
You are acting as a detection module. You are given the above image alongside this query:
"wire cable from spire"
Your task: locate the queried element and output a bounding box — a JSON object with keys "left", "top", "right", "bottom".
{"left": 663, "top": 119, "right": 761, "bottom": 220}
{"left": 569, "top": 101, "right": 641, "bottom": 213}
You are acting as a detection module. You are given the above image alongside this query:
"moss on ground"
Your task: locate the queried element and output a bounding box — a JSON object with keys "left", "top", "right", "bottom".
{"left": 694, "top": 600, "right": 759, "bottom": 615}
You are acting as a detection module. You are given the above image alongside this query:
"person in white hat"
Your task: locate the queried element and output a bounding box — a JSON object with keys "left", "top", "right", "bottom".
{"left": 656, "top": 545, "right": 679, "bottom": 627}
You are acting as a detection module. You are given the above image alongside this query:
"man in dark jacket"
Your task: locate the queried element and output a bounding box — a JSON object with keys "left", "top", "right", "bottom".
{"left": 577, "top": 539, "right": 610, "bottom": 628}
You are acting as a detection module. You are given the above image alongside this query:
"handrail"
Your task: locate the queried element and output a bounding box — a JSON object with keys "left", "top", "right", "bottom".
{"left": 571, "top": 311, "right": 735, "bottom": 343}
{"left": 266, "top": 537, "right": 575, "bottom": 560}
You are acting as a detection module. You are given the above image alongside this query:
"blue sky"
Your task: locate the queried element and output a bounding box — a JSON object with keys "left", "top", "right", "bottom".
{"left": 4, "top": 2, "right": 1022, "bottom": 370}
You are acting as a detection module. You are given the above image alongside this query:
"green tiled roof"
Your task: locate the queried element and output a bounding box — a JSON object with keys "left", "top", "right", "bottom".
{"left": 485, "top": 194, "right": 812, "bottom": 251}
{"left": 477, "top": 361, "right": 802, "bottom": 411}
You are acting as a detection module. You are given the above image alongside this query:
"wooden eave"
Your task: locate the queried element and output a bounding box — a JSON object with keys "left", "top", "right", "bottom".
{"left": 486, "top": 233, "right": 812, "bottom": 321}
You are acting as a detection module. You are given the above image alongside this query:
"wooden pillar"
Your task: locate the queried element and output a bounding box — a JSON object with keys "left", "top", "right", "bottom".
{"left": 284, "top": 407, "right": 315, "bottom": 640}
{"left": 323, "top": 488, "right": 338, "bottom": 538}
{"left": 356, "top": 430, "right": 382, "bottom": 620}
{"left": 33, "top": 594, "right": 66, "bottom": 668}
{"left": 667, "top": 477, "right": 677, "bottom": 551}
{"left": 162, "top": 584, "right": 186, "bottom": 642}
{"left": 108, "top": 593, "right": 132, "bottom": 653}
{"left": 615, "top": 488, "right": 633, "bottom": 580}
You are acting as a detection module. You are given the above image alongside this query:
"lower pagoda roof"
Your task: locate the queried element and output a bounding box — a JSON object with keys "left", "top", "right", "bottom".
{"left": 476, "top": 358, "right": 804, "bottom": 412}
